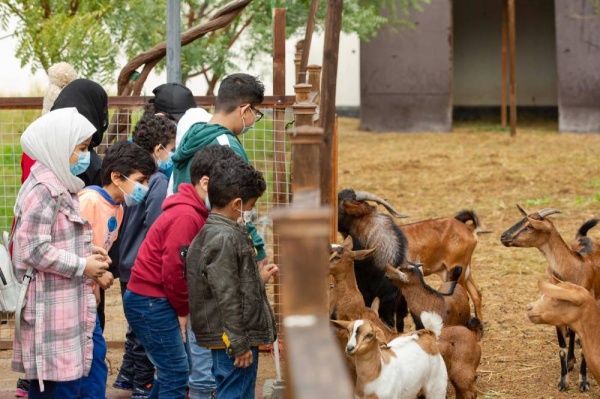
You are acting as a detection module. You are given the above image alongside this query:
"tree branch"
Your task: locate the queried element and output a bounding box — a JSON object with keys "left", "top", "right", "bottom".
{"left": 40, "top": 0, "right": 51, "bottom": 18}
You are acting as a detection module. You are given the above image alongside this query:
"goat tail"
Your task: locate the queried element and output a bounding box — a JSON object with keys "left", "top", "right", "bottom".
{"left": 420, "top": 311, "right": 444, "bottom": 339}
{"left": 467, "top": 317, "right": 484, "bottom": 341}
{"left": 576, "top": 219, "right": 599, "bottom": 239}
{"left": 455, "top": 210, "right": 492, "bottom": 235}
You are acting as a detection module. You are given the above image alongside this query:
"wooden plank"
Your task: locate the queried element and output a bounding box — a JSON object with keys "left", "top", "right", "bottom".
{"left": 271, "top": 7, "right": 288, "bottom": 338}
{"left": 0, "top": 95, "right": 295, "bottom": 110}
{"left": 330, "top": 116, "right": 338, "bottom": 243}
{"left": 508, "top": 0, "right": 517, "bottom": 136}
{"left": 501, "top": 0, "right": 508, "bottom": 126}
{"left": 298, "top": 0, "right": 320, "bottom": 84}
{"left": 319, "top": 0, "right": 343, "bottom": 205}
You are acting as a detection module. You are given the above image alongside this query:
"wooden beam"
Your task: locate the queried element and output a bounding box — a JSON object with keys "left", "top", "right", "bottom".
{"left": 508, "top": 0, "right": 517, "bottom": 136}
{"left": 501, "top": 0, "right": 508, "bottom": 127}
{"left": 298, "top": 0, "right": 320, "bottom": 84}
{"left": 319, "top": 0, "right": 344, "bottom": 206}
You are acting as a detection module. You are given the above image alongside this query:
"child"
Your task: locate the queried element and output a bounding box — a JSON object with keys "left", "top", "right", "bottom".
{"left": 123, "top": 145, "right": 239, "bottom": 399}
{"left": 12, "top": 107, "right": 110, "bottom": 397}
{"left": 113, "top": 113, "right": 176, "bottom": 397}
{"left": 76, "top": 140, "right": 156, "bottom": 399}
{"left": 171, "top": 73, "right": 267, "bottom": 264}
{"left": 186, "top": 158, "right": 279, "bottom": 399}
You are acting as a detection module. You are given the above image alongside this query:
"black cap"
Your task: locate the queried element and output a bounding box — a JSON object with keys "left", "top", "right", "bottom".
{"left": 150, "top": 83, "right": 197, "bottom": 121}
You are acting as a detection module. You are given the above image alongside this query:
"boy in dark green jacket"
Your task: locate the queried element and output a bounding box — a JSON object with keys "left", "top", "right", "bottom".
{"left": 171, "top": 73, "right": 267, "bottom": 262}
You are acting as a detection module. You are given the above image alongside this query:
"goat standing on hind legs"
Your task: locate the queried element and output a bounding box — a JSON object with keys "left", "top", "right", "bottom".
{"left": 501, "top": 205, "right": 600, "bottom": 392}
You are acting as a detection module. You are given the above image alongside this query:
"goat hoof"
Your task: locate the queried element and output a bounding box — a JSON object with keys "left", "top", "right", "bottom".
{"left": 557, "top": 380, "right": 568, "bottom": 392}
{"left": 579, "top": 381, "right": 590, "bottom": 392}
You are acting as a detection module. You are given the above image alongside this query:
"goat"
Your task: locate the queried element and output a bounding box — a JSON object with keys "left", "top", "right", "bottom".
{"left": 332, "top": 312, "right": 448, "bottom": 399}
{"left": 500, "top": 205, "right": 599, "bottom": 392}
{"left": 367, "top": 298, "right": 483, "bottom": 399}
{"left": 527, "top": 279, "right": 600, "bottom": 388}
{"left": 338, "top": 188, "right": 484, "bottom": 320}
{"left": 385, "top": 263, "right": 471, "bottom": 329}
{"left": 336, "top": 192, "right": 409, "bottom": 331}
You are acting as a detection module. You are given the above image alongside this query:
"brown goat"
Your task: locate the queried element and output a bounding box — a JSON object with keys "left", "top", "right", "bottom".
{"left": 368, "top": 294, "right": 483, "bottom": 398}
{"left": 385, "top": 263, "right": 471, "bottom": 328}
{"left": 338, "top": 189, "right": 484, "bottom": 320}
{"left": 501, "top": 205, "right": 600, "bottom": 392}
{"left": 528, "top": 279, "right": 600, "bottom": 388}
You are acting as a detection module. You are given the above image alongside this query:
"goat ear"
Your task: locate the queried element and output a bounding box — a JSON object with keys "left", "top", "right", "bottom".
{"left": 527, "top": 215, "right": 552, "bottom": 232}
{"left": 516, "top": 204, "right": 528, "bottom": 217}
{"left": 385, "top": 264, "right": 409, "bottom": 283}
{"left": 330, "top": 319, "right": 351, "bottom": 330}
{"left": 538, "top": 280, "right": 584, "bottom": 306}
{"left": 373, "top": 325, "right": 387, "bottom": 343}
{"left": 351, "top": 246, "right": 376, "bottom": 261}
{"left": 371, "top": 297, "right": 380, "bottom": 313}
{"left": 342, "top": 235, "right": 353, "bottom": 250}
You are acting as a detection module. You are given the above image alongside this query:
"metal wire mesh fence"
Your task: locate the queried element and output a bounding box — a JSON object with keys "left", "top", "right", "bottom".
{"left": 0, "top": 98, "right": 293, "bottom": 348}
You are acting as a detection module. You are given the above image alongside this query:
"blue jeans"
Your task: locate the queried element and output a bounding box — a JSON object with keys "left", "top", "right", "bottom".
{"left": 211, "top": 347, "right": 259, "bottom": 399}
{"left": 187, "top": 323, "right": 216, "bottom": 399}
{"left": 123, "top": 290, "right": 189, "bottom": 399}
{"left": 29, "top": 379, "right": 81, "bottom": 398}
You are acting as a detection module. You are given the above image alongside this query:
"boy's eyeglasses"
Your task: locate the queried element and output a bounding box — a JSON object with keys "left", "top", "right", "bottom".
{"left": 241, "top": 105, "right": 264, "bottom": 123}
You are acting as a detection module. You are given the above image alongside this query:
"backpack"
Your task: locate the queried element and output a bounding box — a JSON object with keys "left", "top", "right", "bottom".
{"left": 0, "top": 182, "right": 62, "bottom": 340}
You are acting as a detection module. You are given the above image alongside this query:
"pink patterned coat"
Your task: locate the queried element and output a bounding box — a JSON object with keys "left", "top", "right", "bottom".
{"left": 11, "top": 163, "right": 96, "bottom": 384}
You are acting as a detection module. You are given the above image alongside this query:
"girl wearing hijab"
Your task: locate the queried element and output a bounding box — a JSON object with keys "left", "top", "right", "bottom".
{"left": 11, "top": 107, "right": 111, "bottom": 398}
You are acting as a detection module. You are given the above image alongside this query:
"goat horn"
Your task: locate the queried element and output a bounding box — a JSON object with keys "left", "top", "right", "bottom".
{"left": 354, "top": 191, "right": 409, "bottom": 218}
{"left": 538, "top": 208, "right": 561, "bottom": 218}
{"left": 516, "top": 204, "right": 528, "bottom": 217}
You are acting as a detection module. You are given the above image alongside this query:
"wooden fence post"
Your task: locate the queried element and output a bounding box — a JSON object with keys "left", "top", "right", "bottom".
{"left": 293, "top": 83, "right": 317, "bottom": 127}
{"left": 294, "top": 40, "right": 305, "bottom": 84}
{"left": 307, "top": 64, "right": 322, "bottom": 106}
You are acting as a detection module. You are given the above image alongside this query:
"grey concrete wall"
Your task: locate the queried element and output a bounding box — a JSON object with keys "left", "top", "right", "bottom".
{"left": 555, "top": 0, "right": 600, "bottom": 132}
{"left": 453, "top": 0, "right": 558, "bottom": 106}
{"left": 360, "top": 1, "right": 452, "bottom": 132}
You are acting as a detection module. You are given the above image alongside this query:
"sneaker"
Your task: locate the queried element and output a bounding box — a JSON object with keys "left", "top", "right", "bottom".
{"left": 15, "top": 378, "right": 29, "bottom": 397}
{"left": 112, "top": 375, "right": 133, "bottom": 391}
{"left": 131, "top": 383, "right": 153, "bottom": 399}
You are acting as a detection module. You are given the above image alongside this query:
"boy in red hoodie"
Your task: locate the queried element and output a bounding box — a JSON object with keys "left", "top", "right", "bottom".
{"left": 123, "top": 144, "right": 238, "bottom": 399}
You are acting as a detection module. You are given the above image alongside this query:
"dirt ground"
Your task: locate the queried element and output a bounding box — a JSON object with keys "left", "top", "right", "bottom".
{"left": 2, "top": 116, "right": 600, "bottom": 398}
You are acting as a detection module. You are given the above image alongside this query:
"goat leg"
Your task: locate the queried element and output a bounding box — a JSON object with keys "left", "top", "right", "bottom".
{"left": 567, "top": 328, "right": 576, "bottom": 372}
{"left": 556, "top": 327, "right": 569, "bottom": 391}
{"left": 578, "top": 339, "right": 590, "bottom": 392}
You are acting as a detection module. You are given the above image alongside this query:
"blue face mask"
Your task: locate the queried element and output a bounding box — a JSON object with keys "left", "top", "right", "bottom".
{"left": 240, "top": 108, "right": 256, "bottom": 135}
{"left": 119, "top": 176, "right": 149, "bottom": 206}
{"left": 204, "top": 194, "right": 211, "bottom": 211}
{"left": 157, "top": 146, "right": 174, "bottom": 179}
{"left": 70, "top": 150, "right": 91, "bottom": 176}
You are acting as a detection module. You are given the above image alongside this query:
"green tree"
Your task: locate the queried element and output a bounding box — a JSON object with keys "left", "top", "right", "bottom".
{"left": 0, "top": 0, "right": 428, "bottom": 90}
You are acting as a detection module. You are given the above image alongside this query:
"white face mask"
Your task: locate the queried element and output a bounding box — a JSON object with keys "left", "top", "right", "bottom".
{"left": 236, "top": 206, "right": 254, "bottom": 226}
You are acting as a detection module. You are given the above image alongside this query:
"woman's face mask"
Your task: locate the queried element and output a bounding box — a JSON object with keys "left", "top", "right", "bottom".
{"left": 119, "top": 175, "right": 149, "bottom": 206}
{"left": 69, "top": 150, "right": 91, "bottom": 176}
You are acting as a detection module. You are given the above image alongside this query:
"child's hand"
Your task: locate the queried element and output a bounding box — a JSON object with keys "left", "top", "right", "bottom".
{"left": 91, "top": 245, "right": 112, "bottom": 264}
{"left": 234, "top": 350, "right": 253, "bottom": 368}
{"left": 178, "top": 316, "right": 188, "bottom": 343}
{"left": 84, "top": 254, "right": 109, "bottom": 278}
{"left": 94, "top": 271, "right": 114, "bottom": 289}
{"left": 260, "top": 263, "right": 279, "bottom": 283}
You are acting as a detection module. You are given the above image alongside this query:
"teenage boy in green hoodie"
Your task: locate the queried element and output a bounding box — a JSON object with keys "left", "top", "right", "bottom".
{"left": 171, "top": 73, "right": 267, "bottom": 263}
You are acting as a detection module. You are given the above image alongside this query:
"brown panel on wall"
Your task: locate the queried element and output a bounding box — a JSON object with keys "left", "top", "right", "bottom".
{"left": 360, "top": 1, "right": 452, "bottom": 132}
{"left": 555, "top": 0, "right": 600, "bottom": 133}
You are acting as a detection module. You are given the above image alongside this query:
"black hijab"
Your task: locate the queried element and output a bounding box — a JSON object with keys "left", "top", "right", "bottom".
{"left": 51, "top": 79, "right": 109, "bottom": 149}
{"left": 51, "top": 79, "right": 109, "bottom": 186}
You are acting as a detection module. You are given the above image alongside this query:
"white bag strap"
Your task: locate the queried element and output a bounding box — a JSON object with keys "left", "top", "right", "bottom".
{"left": 14, "top": 183, "right": 62, "bottom": 343}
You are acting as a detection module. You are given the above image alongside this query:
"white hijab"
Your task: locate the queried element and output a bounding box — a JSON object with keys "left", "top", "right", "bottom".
{"left": 21, "top": 107, "right": 96, "bottom": 193}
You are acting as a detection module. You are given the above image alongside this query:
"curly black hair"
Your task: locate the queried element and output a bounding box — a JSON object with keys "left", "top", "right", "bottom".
{"left": 101, "top": 140, "right": 157, "bottom": 186}
{"left": 132, "top": 112, "right": 176, "bottom": 153}
{"left": 189, "top": 144, "right": 239, "bottom": 185}
{"left": 208, "top": 157, "right": 266, "bottom": 208}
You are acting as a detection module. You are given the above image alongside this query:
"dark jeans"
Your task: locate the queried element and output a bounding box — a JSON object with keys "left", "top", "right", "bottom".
{"left": 29, "top": 379, "right": 81, "bottom": 399}
{"left": 123, "top": 290, "right": 189, "bottom": 399}
{"left": 117, "top": 281, "right": 155, "bottom": 388}
{"left": 211, "top": 347, "right": 259, "bottom": 399}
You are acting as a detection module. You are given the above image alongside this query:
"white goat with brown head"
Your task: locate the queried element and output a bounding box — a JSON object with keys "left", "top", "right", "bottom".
{"left": 332, "top": 312, "right": 448, "bottom": 399}
{"left": 501, "top": 205, "right": 600, "bottom": 392}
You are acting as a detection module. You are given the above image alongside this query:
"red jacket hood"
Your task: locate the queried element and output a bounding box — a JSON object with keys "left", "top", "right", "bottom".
{"left": 162, "top": 183, "right": 208, "bottom": 218}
